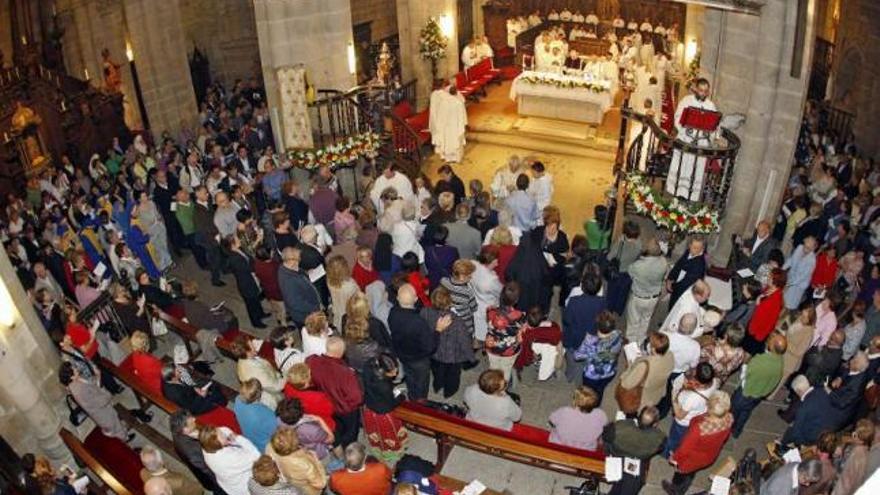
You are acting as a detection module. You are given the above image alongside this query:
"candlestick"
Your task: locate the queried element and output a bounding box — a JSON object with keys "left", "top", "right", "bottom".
{"left": 21, "top": 35, "right": 27, "bottom": 46}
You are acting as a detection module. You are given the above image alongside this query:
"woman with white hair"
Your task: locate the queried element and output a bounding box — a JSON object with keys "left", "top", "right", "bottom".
{"left": 390, "top": 201, "right": 424, "bottom": 263}
{"left": 139, "top": 445, "right": 203, "bottom": 495}
{"left": 664, "top": 391, "right": 734, "bottom": 495}
{"left": 482, "top": 209, "right": 522, "bottom": 246}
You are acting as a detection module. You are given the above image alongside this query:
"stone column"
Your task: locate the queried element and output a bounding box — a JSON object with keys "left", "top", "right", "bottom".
{"left": 253, "top": 0, "right": 356, "bottom": 151}
{"left": 396, "top": 0, "right": 460, "bottom": 109}
{"left": 699, "top": 0, "right": 816, "bottom": 264}
{"left": 122, "top": 0, "right": 198, "bottom": 138}
{"left": 0, "top": 250, "right": 70, "bottom": 465}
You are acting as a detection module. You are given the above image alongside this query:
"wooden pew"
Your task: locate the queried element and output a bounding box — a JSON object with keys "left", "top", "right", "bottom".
{"left": 436, "top": 475, "right": 506, "bottom": 495}
{"left": 59, "top": 428, "right": 139, "bottom": 495}
{"left": 156, "top": 310, "right": 277, "bottom": 368}
{"left": 392, "top": 401, "right": 605, "bottom": 481}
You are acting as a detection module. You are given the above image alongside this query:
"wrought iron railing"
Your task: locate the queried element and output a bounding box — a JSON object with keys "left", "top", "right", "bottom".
{"left": 620, "top": 107, "right": 741, "bottom": 213}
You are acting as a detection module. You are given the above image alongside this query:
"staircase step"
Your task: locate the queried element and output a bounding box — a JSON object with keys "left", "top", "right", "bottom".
{"left": 466, "top": 130, "right": 616, "bottom": 161}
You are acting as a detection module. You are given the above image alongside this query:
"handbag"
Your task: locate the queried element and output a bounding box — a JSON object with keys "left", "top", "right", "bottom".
{"left": 65, "top": 395, "right": 88, "bottom": 426}
{"left": 150, "top": 316, "right": 169, "bottom": 337}
{"left": 615, "top": 360, "right": 649, "bottom": 415}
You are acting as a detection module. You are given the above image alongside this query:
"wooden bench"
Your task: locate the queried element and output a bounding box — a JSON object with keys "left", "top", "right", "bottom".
{"left": 60, "top": 428, "right": 140, "bottom": 495}
{"left": 392, "top": 401, "right": 605, "bottom": 481}
{"left": 156, "top": 310, "right": 277, "bottom": 368}
{"left": 98, "top": 356, "right": 241, "bottom": 433}
{"left": 436, "top": 475, "right": 506, "bottom": 495}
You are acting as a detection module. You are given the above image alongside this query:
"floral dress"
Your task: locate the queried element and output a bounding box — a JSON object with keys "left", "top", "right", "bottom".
{"left": 574, "top": 330, "right": 623, "bottom": 381}
{"left": 485, "top": 305, "right": 525, "bottom": 357}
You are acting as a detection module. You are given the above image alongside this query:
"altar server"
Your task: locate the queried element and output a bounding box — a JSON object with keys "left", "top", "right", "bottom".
{"left": 667, "top": 79, "right": 717, "bottom": 200}
{"left": 462, "top": 39, "right": 480, "bottom": 69}
{"left": 429, "top": 81, "right": 468, "bottom": 164}
{"left": 476, "top": 37, "right": 494, "bottom": 61}
{"left": 528, "top": 11, "right": 542, "bottom": 27}
{"left": 560, "top": 9, "right": 572, "bottom": 21}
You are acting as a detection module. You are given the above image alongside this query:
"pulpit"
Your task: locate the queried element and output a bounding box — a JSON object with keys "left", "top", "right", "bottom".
{"left": 9, "top": 101, "right": 51, "bottom": 176}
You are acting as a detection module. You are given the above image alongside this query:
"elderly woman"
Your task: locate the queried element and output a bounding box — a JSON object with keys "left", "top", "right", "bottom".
{"left": 664, "top": 391, "right": 734, "bottom": 495}
{"left": 59, "top": 362, "right": 131, "bottom": 442}
{"left": 548, "top": 386, "right": 607, "bottom": 450}
{"left": 200, "top": 425, "right": 261, "bottom": 495}
{"left": 265, "top": 427, "right": 327, "bottom": 495}
{"left": 301, "top": 311, "right": 333, "bottom": 358}
{"left": 470, "top": 250, "right": 503, "bottom": 344}
{"left": 231, "top": 335, "right": 285, "bottom": 409}
{"left": 249, "top": 455, "right": 302, "bottom": 495}
{"left": 423, "top": 286, "right": 474, "bottom": 398}
{"left": 233, "top": 379, "right": 277, "bottom": 453}
{"left": 325, "top": 255, "right": 359, "bottom": 330}
{"left": 440, "top": 259, "right": 479, "bottom": 340}
{"left": 129, "top": 330, "right": 163, "bottom": 395}
{"left": 424, "top": 226, "right": 460, "bottom": 289}
{"left": 463, "top": 369, "right": 522, "bottom": 431}
{"left": 573, "top": 310, "right": 623, "bottom": 402}
{"left": 390, "top": 202, "right": 424, "bottom": 263}
{"left": 699, "top": 323, "right": 747, "bottom": 385}
{"left": 782, "top": 236, "right": 817, "bottom": 310}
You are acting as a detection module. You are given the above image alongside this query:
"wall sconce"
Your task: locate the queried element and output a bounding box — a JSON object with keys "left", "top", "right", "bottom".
{"left": 685, "top": 38, "right": 698, "bottom": 64}
{"left": 126, "top": 41, "right": 134, "bottom": 62}
{"left": 0, "top": 279, "right": 18, "bottom": 330}
{"left": 347, "top": 41, "right": 356, "bottom": 75}
{"left": 439, "top": 14, "right": 455, "bottom": 39}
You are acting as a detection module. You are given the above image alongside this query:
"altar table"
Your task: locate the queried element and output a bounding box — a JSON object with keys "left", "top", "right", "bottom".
{"left": 510, "top": 71, "right": 615, "bottom": 124}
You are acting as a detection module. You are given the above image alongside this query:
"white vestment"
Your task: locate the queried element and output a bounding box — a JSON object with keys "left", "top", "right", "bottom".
{"left": 429, "top": 88, "right": 468, "bottom": 163}
{"left": 476, "top": 43, "right": 494, "bottom": 61}
{"left": 667, "top": 94, "right": 718, "bottom": 200}
{"left": 462, "top": 45, "right": 480, "bottom": 68}
{"left": 528, "top": 174, "right": 554, "bottom": 213}
{"left": 370, "top": 171, "right": 415, "bottom": 213}
{"left": 490, "top": 167, "right": 520, "bottom": 201}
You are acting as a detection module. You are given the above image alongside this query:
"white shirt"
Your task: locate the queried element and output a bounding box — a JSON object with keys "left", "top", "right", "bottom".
{"left": 671, "top": 376, "right": 718, "bottom": 426}
{"left": 301, "top": 328, "right": 330, "bottom": 358}
{"left": 586, "top": 14, "right": 599, "bottom": 25}
{"left": 528, "top": 174, "right": 554, "bottom": 211}
{"left": 665, "top": 331, "right": 701, "bottom": 373}
{"left": 662, "top": 288, "right": 705, "bottom": 337}
{"left": 202, "top": 428, "right": 261, "bottom": 495}
{"left": 370, "top": 172, "right": 415, "bottom": 213}
{"left": 274, "top": 347, "right": 305, "bottom": 376}
{"left": 751, "top": 234, "right": 768, "bottom": 255}
{"left": 462, "top": 45, "right": 480, "bottom": 68}
{"left": 391, "top": 219, "right": 424, "bottom": 263}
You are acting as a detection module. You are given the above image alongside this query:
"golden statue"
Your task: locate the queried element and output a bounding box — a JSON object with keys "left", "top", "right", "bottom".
{"left": 375, "top": 42, "right": 394, "bottom": 85}
{"left": 11, "top": 100, "right": 41, "bottom": 132}
{"left": 102, "top": 48, "right": 123, "bottom": 94}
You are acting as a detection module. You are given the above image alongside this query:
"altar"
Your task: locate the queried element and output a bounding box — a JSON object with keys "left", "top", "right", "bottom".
{"left": 509, "top": 70, "right": 616, "bottom": 124}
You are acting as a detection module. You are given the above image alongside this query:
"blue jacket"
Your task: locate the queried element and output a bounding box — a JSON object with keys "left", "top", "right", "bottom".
{"left": 562, "top": 293, "right": 606, "bottom": 349}
{"left": 781, "top": 387, "right": 833, "bottom": 446}
{"left": 232, "top": 397, "right": 276, "bottom": 453}
{"left": 277, "top": 264, "right": 322, "bottom": 325}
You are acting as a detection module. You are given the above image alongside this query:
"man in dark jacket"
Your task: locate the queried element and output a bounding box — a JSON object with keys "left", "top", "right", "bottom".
{"left": 277, "top": 246, "right": 322, "bottom": 327}
{"left": 666, "top": 237, "right": 707, "bottom": 308}
{"left": 221, "top": 235, "right": 267, "bottom": 328}
{"left": 192, "top": 186, "right": 225, "bottom": 286}
{"left": 161, "top": 364, "right": 222, "bottom": 415}
{"left": 602, "top": 406, "right": 666, "bottom": 495}
{"left": 562, "top": 271, "right": 606, "bottom": 382}
{"left": 780, "top": 374, "right": 834, "bottom": 447}
{"left": 388, "top": 283, "right": 451, "bottom": 400}
{"left": 828, "top": 351, "right": 870, "bottom": 429}
{"left": 169, "top": 410, "right": 228, "bottom": 495}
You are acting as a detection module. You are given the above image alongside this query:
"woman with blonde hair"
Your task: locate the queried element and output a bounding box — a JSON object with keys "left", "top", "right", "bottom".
{"left": 265, "top": 427, "right": 327, "bottom": 495}
{"left": 301, "top": 311, "right": 333, "bottom": 358}
{"left": 548, "top": 386, "right": 607, "bottom": 450}
{"left": 325, "top": 255, "right": 359, "bottom": 330}
{"left": 200, "top": 425, "right": 261, "bottom": 495}
{"left": 129, "top": 330, "right": 163, "bottom": 394}
{"left": 423, "top": 286, "right": 474, "bottom": 397}
{"left": 485, "top": 226, "right": 518, "bottom": 282}
{"left": 665, "top": 391, "right": 734, "bottom": 495}
{"left": 774, "top": 304, "right": 816, "bottom": 396}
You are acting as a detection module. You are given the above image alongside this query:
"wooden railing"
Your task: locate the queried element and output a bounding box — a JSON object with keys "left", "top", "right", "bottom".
{"left": 822, "top": 103, "right": 854, "bottom": 142}
{"left": 619, "top": 107, "right": 741, "bottom": 213}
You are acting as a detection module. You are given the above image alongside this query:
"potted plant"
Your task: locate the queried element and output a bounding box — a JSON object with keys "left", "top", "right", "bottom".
{"left": 419, "top": 17, "right": 448, "bottom": 84}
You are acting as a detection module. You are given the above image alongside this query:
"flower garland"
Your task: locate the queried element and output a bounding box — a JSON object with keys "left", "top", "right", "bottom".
{"left": 419, "top": 18, "right": 448, "bottom": 62}
{"left": 627, "top": 174, "right": 720, "bottom": 234}
{"left": 286, "top": 132, "right": 382, "bottom": 171}
{"left": 520, "top": 73, "right": 611, "bottom": 93}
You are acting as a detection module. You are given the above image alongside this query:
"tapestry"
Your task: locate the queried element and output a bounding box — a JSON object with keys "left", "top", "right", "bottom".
{"left": 276, "top": 65, "right": 314, "bottom": 150}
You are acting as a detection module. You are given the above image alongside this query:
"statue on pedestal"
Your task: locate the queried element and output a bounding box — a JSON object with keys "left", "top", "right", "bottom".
{"left": 10, "top": 101, "right": 50, "bottom": 173}
{"left": 375, "top": 42, "right": 395, "bottom": 85}
{"left": 101, "top": 48, "right": 123, "bottom": 94}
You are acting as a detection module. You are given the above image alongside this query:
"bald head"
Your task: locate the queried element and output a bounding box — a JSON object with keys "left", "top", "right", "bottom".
{"left": 678, "top": 313, "right": 698, "bottom": 336}
{"left": 144, "top": 477, "right": 173, "bottom": 495}
{"left": 397, "top": 283, "right": 418, "bottom": 308}
{"left": 850, "top": 351, "right": 869, "bottom": 373}
{"left": 326, "top": 336, "right": 346, "bottom": 358}
{"left": 870, "top": 335, "right": 880, "bottom": 353}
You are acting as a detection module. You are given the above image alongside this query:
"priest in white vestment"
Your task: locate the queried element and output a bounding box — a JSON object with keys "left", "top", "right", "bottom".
{"left": 491, "top": 155, "right": 524, "bottom": 201}
{"left": 371, "top": 164, "right": 415, "bottom": 213}
{"left": 429, "top": 82, "right": 468, "bottom": 164}
{"left": 667, "top": 79, "right": 718, "bottom": 200}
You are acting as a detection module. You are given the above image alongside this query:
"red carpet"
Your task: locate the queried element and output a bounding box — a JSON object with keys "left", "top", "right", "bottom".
{"left": 83, "top": 430, "right": 145, "bottom": 495}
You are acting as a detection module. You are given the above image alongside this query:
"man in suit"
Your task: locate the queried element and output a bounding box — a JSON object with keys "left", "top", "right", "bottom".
{"left": 161, "top": 364, "right": 223, "bottom": 415}
{"left": 780, "top": 375, "right": 834, "bottom": 447}
{"left": 759, "top": 459, "right": 823, "bottom": 495}
{"left": 168, "top": 410, "right": 228, "bottom": 494}
{"left": 828, "top": 351, "right": 870, "bottom": 429}
{"left": 221, "top": 234, "right": 268, "bottom": 328}
{"left": 230, "top": 144, "right": 255, "bottom": 176}
{"left": 666, "top": 237, "right": 707, "bottom": 308}
{"left": 737, "top": 220, "right": 779, "bottom": 272}
{"left": 192, "top": 186, "right": 226, "bottom": 286}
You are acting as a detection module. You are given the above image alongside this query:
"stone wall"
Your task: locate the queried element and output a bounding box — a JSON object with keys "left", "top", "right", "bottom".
{"left": 178, "top": 0, "right": 261, "bottom": 87}
{"left": 830, "top": 0, "right": 880, "bottom": 158}
{"left": 350, "top": 0, "right": 398, "bottom": 42}
{"left": 0, "top": 1, "right": 12, "bottom": 69}
{"left": 699, "top": 0, "right": 816, "bottom": 263}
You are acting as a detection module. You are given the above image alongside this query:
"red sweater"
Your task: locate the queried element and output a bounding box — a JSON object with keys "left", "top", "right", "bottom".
{"left": 252, "top": 258, "right": 283, "bottom": 301}
{"left": 671, "top": 414, "right": 732, "bottom": 473}
{"left": 283, "top": 385, "right": 337, "bottom": 430}
{"left": 130, "top": 351, "right": 164, "bottom": 395}
{"left": 329, "top": 462, "right": 392, "bottom": 495}
{"left": 406, "top": 271, "right": 432, "bottom": 308}
{"left": 306, "top": 354, "right": 364, "bottom": 415}
{"left": 352, "top": 262, "right": 379, "bottom": 291}
{"left": 748, "top": 288, "right": 783, "bottom": 342}
{"left": 66, "top": 322, "right": 98, "bottom": 359}
{"left": 811, "top": 253, "right": 838, "bottom": 288}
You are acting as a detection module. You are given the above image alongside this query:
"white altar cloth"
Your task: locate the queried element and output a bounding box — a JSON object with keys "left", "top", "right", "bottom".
{"left": 509, "top": 71, "right": 616, "bottom": 124}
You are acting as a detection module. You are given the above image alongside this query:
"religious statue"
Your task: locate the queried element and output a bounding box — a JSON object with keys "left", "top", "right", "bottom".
{"left": 375, "top": 42, "right": 394, "bottom": 85}
{"left": 597, "top": 0, "right": 620, "bottom": 20}
{"left": 10, "top": 101, "right": 50, "bottom": 172}
{"left": 101, "top": 48, "right": 123, "bottom": 94}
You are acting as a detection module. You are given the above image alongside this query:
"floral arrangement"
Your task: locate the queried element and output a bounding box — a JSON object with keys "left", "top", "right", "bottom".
{"left": 419, "top": 17, "right": 448, "bottom": 81}
{"left": 685, "top": 52, "right": 701, "bottom": 89}
{"left": 286, "top": 131, "right": 382, "bottom": 170}
{"left": 627, "top": 174, "right": 719, "bottom": 233}
{"left": 520, "top": 73, "right": 611, "bottom": 93}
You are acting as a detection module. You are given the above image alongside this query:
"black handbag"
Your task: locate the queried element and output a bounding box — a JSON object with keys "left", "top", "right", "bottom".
{"left": 65, "top": 395, "right": 88, "bottom": 426}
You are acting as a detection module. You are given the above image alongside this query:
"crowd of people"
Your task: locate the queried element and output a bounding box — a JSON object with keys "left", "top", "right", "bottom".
{"left": 3, "top": 56, "right": 880, "bottom": 495}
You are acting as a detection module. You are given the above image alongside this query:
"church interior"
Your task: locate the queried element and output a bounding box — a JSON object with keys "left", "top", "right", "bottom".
{"left": 1, "top": 0, "right": 880, "bottom": 494}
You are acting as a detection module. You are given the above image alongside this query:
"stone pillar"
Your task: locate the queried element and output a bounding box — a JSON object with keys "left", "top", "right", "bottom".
{"left": 396, "top": 0, "right": 460, "bottom": 109}
{"left": 253, "top": 0, "right": 356, "bottom": 152}
{"left": 0, "top": 250, "right": 70, "bottom": 465}
{"left": 699, "top": 0, "right": 816, "bottom": 264}
{"left": 473, "top": 0, "right": 487, "bottom": 38}
{"left": 122, "top": 0, "right": 198, "bottom": 138}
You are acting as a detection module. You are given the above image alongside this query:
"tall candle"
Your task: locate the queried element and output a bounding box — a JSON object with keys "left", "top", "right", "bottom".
{"left": 84, "top": 68, "right": 89, "bottom": 80}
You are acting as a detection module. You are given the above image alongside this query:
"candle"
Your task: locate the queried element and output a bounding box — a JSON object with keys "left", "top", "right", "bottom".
{"left": 61, "top": 100, "right": 66, "bottom": 111}
{"left": 39, "top": 65, "right": 44, "bottom": 78}
{"left": 21, "top": 35, "right": 26, "bottom": 45}
{"left": 15, "top": 67, "right": 20, "bottom": 79}
{"left": 56, "top": 75, "right": 60, "bottom": 87}
{"left": 52, "top": 3, "right": 57, "bottom": 16}
{"left": 3, "top": 132, "right": 8, "bottom": 143}
{"left": 84, "top": 68, "right": 89, "bottom": 80}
